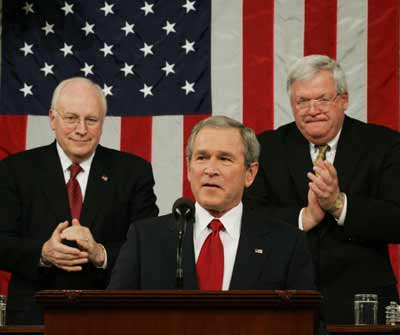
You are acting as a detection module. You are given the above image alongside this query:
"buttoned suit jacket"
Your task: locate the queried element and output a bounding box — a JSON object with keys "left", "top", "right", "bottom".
{"left": 108, "top": 205, "right": 316, "bottom": 291}
{"left": 245, "top": 116, "right": 400, "bottom": 323}
{"left": 0, "top": 142, "right": 159, "bottom": 324}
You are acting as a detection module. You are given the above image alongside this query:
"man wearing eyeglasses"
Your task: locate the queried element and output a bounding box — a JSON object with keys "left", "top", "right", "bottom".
{"left": 0, "top": 77, "right": 158, "bottom": 324}
{"left": 245, "top": 55, "right": 400, "bottom": 324}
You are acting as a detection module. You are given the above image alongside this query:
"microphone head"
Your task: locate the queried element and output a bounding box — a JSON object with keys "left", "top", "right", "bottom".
{"left": 172, "top": 197, "right": 195, "bottom": 221}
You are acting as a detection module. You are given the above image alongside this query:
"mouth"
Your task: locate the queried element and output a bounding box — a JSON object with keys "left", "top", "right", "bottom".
{"left": 202, "top": 183, "right": 222, "bottom": 189}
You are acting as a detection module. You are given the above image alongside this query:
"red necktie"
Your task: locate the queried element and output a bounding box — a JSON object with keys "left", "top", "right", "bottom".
{"left": 67, "top": 164, "right": 83, "bottom": 220}
{"left": 196, "top": 219, "right": 224, "bottom": 290}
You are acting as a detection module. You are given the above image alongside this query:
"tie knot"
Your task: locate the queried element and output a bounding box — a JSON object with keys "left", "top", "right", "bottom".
{"left": 314, "top": 144, "right": 330, "bottom": 163}
{"left": 209, "top": 219, "right": 224, "bottom": 233}
{"left": 69, "top": 164, "right": 82, "bottom": 179}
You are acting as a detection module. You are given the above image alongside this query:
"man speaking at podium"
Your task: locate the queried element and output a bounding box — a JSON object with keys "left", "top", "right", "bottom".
{"left": 109, "top": 116, "right": 315, "bottom": 291}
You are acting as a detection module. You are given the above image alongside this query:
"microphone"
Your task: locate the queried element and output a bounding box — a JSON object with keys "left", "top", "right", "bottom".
{"left": 172, "top": 197, "right": 195, "bottom": 289}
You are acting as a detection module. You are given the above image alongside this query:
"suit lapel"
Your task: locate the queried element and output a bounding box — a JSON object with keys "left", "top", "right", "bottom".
{"left": 230, "top": 207, "right": 272, "bottom": 289}
{"left": 80, "top": 146, "right": 113, "bottom": 229}
{"left": 334, "top": 116, "right": 364, "bottom": 191}
{"left": 39, "top": 143, "right": 70, "bottom": 223}
{"left": 285, "top": 125, "right": 313, "bottom": 204}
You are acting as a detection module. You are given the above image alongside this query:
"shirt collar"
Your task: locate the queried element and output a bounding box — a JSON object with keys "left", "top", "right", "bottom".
{"left": 194, "top": 202, "right": 242, "bottom": 239}
{"left": 56, "top": 142, "right": 95, "bottom": 174}
{"left": 310, "top": 127, "right": 342, "bottom": 153}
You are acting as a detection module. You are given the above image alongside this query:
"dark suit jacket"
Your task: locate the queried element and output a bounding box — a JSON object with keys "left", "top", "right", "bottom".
{"left": 245, "top": 116, "right": 400, "bottom": 324}
{"left": 108, "top": 205, "right": 315, "bottom": 291}
{"left": 0, "top": 142, "right": 159, "bottom": 324}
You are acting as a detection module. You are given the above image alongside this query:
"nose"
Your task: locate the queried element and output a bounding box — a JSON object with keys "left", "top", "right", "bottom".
{"left": 75, "top": 118, "right": 88, "bottom": 134}
{"left": 307, "top": 101, "right": 320, "bottom": 115}
{"left": 204, "top": 158, "right": 219, "bottom": 176}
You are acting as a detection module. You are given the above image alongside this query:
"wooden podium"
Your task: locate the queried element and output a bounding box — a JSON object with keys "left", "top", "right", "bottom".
{"left": 36, "top": 290, "right": 321, "bottom": 335}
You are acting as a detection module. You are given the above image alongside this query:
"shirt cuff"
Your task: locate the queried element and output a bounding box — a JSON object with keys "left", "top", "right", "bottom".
{"left": 298, "top": 208, "right": 305, "bottom": 230}
{"left": 335, "top": 193, "right": 347, "bottom": 226}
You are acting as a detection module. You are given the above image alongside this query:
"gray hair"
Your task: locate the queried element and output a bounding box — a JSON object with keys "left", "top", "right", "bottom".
{"left": 287, "top": 55, "right": 348, "bottom": 96}
{"left": 186, "top": 115, "right": 260, "bottom": 167}
{"left": 50, "top": 77, "right": 107, "bottom": 116}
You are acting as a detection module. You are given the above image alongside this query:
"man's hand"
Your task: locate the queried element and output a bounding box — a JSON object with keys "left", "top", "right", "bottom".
{"left": 61, "top": 219, "right": 105, "bottom": 267}
{"left": 41, "top": 221, "right": 89, "bottom": 271}
{"left": 302, "top": 188, "right": 325, "bottom": 231}
{"left": 307, "top": 160, "right": 343, "bottom": 218}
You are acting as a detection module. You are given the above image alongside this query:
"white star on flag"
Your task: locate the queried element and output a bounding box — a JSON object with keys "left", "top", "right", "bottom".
{"left": 140, "top": 43, "right": 154, "bottom": 57}
{"left": 120, "top": 63, "right": 134, "bottom": 77}
{"left": 20, "top": 83, "right": 33, "bottom": 97}
{"left": 121, "top": 22, "right": 135, "bottom": 36}
{"left": 141, "top": 2, "right": 154, "bottom": 16}
{"left": 40, "top": 62, "right": 54, "bottom": 77}
{"left": 102, "top": 84, "right": 113, "bottom": 97}
{"left": 181, "top": 81, "right": 195, "bottom": 95}
{"left": 181, "top": 39, "right": 195, "bottom": 54}
{"left": 81, "top": 22, "right": 95, "bottom": 36}
{"left": 100, "top": 43, "right": 114, "bottom": 57}
{"left": 100, "top": 2, "right": 115, "bottom": 16}
{"left": 161, "top": 61, "right": 175, "bottom": 76}
{"left": 182, "top": 0, "right": 196, "bottom": 13}
{"left": 81, "top": 63, "right": 94, "bottom": 77}
{"left": 162, "top": 21, "right": 176, "bottom": 35}
{"left": 140, "top": 83, "right": 153, "bottom": 98}
{"left": 61, "top": 2, "right": 74, "bottom": 16}
{"left": 20, "top": 42, "right": 34, "bottom": 56}
{"left": 60, "top": 43, "right": 73, "bottom": 57}
{"left": 22, "top": 2, "right": 34, "bottom": 15}
{"left": 41, "top": 22, "right": 55, "bottom": 36}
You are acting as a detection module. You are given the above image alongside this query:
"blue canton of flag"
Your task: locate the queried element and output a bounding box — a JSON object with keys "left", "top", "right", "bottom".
{"left": 1, "top": 0, "right": 211, "bottom": 117}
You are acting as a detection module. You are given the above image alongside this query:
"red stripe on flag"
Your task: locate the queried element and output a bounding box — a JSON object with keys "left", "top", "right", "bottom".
{"left": 367, "top": 0, "right": 400, "bottom": 292}
{"left": 182, "top": 114, "right": 210, "bottom": 199}
{"left": 0, "top": 115, "right": 28, "bottom": 159}
{"left": 304, "top": 0, "right": 337, "bottom": 59}
{"left": 367, "top": 0, "right": 399, "bottom": 129}
{"left": 120, "top": 116, "right": 153, "bottom": 162}
{"left": 243, "top": 0, "right": 274, "bottom": 133}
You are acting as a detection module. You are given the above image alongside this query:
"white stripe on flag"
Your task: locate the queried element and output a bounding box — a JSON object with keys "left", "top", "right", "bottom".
{"left": 274, "top": 0, "right": 305, "bottom": 128}
{"left": 152, "top": 115, "right": 183, "bottom": 215}
{"left": 337, "top": 0, "right": 367, "bottom": 122}
{"left": 100, "top": 116, "right": 121, "bottom": 150}
{"left": 211, "top": 0, "right": 242, "bottom": 122}
{"left": 26, "top": 115, "right": 54, "bottom": 149}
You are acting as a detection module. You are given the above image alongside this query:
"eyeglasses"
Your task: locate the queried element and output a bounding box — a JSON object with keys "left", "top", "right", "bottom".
{"left": 295, "top": 94, "right": 341, "bottom": 110}
{"left": 53, "top": 109, "right": 101, "bottom": 128}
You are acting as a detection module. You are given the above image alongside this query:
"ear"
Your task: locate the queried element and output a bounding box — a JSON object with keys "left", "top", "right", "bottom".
{"left": 341, "top": 92, "right": 349, "bottom": 111}
{"left": 186, "top": 158, "right": 192, "bottom": 183}
{"left": 49, "top": 110, "right": 56, "bottom": 130}
{"left": 244, "top": 162, "right": 259, "bottom": 188}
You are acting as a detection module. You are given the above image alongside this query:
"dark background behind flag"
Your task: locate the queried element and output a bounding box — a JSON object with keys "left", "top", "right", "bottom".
{"left": 0, "top": 0, "right": 399, "bottom": 297}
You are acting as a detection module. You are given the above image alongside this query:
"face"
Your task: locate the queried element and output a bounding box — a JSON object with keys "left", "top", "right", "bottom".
{"left": 49, "top": 80, "right": 105, "bottom": 163}
{"left": 187, "top": 127, "right": 258, "bottom": 217}
{"left": 290, "top": 70, "right": 348, "bottom": 145}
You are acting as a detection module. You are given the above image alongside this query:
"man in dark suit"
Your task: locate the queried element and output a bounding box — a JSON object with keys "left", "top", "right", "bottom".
{"left": 108, "top": 115, "right": 315, "bottom": 292}
{"left": 245, "top": 55, "right": 400, "bottom": 324}
{"left": 0, "top": 77, "right": 158, "bottom": 324}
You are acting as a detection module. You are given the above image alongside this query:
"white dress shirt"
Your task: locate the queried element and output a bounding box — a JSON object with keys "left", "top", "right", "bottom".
{"left": 193, "top": 202, "right": 242, "bottom": 290}
{"left": 299, "top": 128, "right": 348, "bottom": 229}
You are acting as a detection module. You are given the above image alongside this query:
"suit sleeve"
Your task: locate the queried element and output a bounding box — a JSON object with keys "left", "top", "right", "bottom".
{"left": 0, "top": 160, "right": 43, "bottom": 281}
{"left": 343, "top": 134, "right": 400, "bottom": 243}
{"left": 286, "top": 231, "right": 316, "bottom": 290}
{"left": 107, "top": 222, "right": 140, "bottom": 289}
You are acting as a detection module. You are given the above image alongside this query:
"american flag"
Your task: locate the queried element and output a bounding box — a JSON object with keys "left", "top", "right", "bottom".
{"left": 0, "top": 0, "right": 399, "bottom": 295}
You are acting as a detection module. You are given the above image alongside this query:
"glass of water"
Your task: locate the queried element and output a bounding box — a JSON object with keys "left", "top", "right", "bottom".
{"left": 354, "top": 293, "right": 378, "bottom": 325}
{"left": 0, "top": 295, "right": 6, "bottom": 326}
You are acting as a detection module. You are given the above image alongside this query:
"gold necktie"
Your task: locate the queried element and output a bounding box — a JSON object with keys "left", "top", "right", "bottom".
{"left": 314, "top": 144, "right": 330, "bottom": 164}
